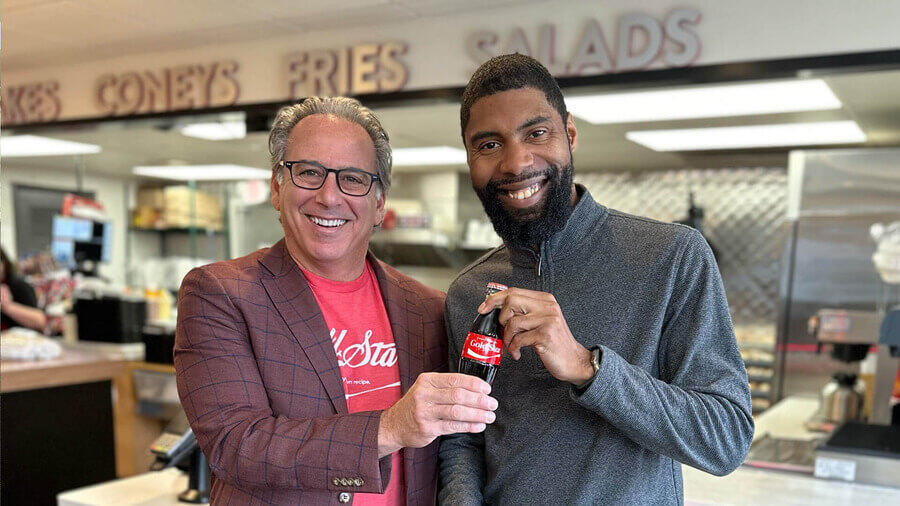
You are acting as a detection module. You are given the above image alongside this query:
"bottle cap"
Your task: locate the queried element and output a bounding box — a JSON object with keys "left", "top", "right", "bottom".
{"left": 486, "top": 282, "right": 508, "bottom": 295}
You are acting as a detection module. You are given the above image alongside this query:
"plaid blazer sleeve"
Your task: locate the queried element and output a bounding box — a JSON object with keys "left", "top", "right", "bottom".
{"left": 174, "top": 266, "right": 390, "bottom": 493}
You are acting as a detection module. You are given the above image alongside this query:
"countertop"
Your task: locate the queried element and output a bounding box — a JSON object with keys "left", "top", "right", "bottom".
{"left": 1, "top": 346, "right": 126, "bottom": 393}
{"left": 684, "top": 395, "right": 900, "bottom": 504}
{"left": 58, "top": 468, "right": 193, "bottom": 506}
{"left": 57, "top": 397, "right": 900, "bottom": 505}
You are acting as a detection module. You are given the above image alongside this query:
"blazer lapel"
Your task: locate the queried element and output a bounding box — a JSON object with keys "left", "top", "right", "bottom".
{"left": 258, "top": 239, "right": 348, "bottom": 414}
{"left": 369, "top": 253, "right": 423, "bottom": 395}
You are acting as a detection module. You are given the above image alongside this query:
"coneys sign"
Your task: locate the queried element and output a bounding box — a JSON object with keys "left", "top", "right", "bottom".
{"left": 1, "top": 8, "right": 704, "bottom": 125}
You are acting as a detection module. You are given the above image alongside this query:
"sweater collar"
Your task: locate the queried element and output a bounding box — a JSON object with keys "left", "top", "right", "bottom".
{"left": 506, "top": 184, "right": 608, "bottom": 268}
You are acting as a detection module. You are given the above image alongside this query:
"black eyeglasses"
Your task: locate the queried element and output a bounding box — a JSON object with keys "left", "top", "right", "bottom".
{"left": 280, "top": 160, "right": 381, "bottom": 196}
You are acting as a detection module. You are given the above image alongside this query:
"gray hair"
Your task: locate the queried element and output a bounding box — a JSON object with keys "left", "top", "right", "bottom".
{"left": 268, "top": 96, "right": 391, "bottom": 197}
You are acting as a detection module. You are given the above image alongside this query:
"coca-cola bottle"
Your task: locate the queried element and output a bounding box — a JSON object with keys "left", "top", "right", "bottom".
{"left": 459, "top": 282, "right": 507, "bottom": 385}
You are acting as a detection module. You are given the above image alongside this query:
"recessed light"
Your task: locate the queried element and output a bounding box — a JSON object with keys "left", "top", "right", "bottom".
{"left": 1, "top": 135, "right": 101, "bottom": 156}
{"left": 626, "top": 121, "right": 866, "bottom": 151}
{"left": 567, "top": 79, "right": 842, "bottom": 124}
{"left": 133, "top": 164, "right": 270, "bottom": 181}
{"left": 392, "top": 146, "right": 467, "bottom": 166}
{"left": 180, "top": 121, "right": 246, "bottom": 141}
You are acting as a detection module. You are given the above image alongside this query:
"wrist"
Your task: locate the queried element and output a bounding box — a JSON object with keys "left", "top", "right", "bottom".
{"left": 377, "top": 408, "right": 402, "bottom": 458}
{"left": 569, "top": 346, "right": 595, "bottom": 386}
{"left": 574, "top": 346, "right": 601, "bottom": 389}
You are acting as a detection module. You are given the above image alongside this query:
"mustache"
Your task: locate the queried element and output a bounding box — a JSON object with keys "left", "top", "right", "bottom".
{"left": 483, "top": 168, "right": 552, "bottom": 193}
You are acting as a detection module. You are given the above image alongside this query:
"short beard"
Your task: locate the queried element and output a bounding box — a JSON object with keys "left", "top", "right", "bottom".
{"left": 474, "top": 160, "right": 575, "bottom": 249}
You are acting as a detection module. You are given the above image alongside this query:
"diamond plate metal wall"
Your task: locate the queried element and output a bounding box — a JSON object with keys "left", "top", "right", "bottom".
{"left": 576, "top": 168, "right": 788, "bottom": 330}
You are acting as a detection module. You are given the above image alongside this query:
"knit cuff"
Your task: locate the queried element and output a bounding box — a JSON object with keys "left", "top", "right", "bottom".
{"left": 570, "top": 344, "right": 618, "bottom": 412}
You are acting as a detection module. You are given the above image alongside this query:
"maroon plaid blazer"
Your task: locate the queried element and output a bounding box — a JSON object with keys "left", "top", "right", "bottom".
{"left": 174, "top": 239, "right": 447, "bottom": 505}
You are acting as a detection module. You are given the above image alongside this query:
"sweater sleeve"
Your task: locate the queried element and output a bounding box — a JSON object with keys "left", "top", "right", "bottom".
{"left": 437, "top": 298, "right": 485, "bottom": 506}
{"left": 570, "top": 229, "right": 754, "bottom": 476}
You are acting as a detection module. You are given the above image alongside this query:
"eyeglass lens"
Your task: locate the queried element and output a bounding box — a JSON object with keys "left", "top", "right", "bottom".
{"left": 289, "top": 162, "right": 373, "bottom": 196}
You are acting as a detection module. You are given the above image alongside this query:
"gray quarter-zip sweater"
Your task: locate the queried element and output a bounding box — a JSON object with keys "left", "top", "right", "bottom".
{"left": 438, "top": 186, "right": 753, "bottom": 506}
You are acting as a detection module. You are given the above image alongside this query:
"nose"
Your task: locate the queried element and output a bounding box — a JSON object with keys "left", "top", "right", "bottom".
{"left": 314, "top": 171, "right": 343, "bottom": 206}
{"left": 500, "top": 140, "right": 534, "bottom": 176}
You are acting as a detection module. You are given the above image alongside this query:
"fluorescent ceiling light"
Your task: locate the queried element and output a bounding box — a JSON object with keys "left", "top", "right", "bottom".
{"left": 133, "top": 164, "right": 270, "bottom": 181}
{"left": 626, "top": 120, "right": 866, "bottom": 151}
{"left": 566, "top": 79, "right": 841, "bottom": 124}
{"left": 1, "top": 135, "right": 101, "bottom": 156}
{"left": 393, "top": 146, "right": 467, "bottom": 166}
{"left": 180, "top": 121, "right": 246, "bottom": 141}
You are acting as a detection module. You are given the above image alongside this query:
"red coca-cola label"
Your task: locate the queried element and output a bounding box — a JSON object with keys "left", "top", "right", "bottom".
{"left": 462, "top": 332, "right": 502, "bottom": 365}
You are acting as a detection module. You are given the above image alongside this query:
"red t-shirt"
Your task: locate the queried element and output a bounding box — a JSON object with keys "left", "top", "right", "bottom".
{"left": 302, "top": 261, "right": 405, "bottom": 506}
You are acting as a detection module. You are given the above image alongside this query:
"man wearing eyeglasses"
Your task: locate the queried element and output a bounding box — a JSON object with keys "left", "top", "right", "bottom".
{"left": 175, "top": 97, "right": 497, "bottom": 505}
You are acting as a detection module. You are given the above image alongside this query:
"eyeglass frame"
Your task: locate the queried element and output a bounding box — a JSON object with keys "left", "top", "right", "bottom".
{"left": 279, "top": 160, "right": 381, "bottom": 197}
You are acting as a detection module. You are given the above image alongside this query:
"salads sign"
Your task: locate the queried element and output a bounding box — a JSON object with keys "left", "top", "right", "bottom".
{"left": 466, "top": 9, "right": 702, "bottom": 75}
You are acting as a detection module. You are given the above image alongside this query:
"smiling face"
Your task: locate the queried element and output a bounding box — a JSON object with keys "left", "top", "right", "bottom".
{"left": 271, "top": 114, "right": 384, "bottom": 281}
{"left": 464, "top": 87, "right": 578, "bottom": 247}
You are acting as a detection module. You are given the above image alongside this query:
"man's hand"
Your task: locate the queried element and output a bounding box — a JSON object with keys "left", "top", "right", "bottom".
{"left": 378, "top": 372, "right": 497, "bottom": 457}
{"left": 479, "top": 287, "right": 593, "bottom": 386}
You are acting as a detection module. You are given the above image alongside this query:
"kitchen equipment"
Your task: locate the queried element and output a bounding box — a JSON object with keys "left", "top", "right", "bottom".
{"left": 821, "top": 373, "right": 864, "bottom": 424}
{"left": 73, "top": 293, "right": 147, "bottom": 343}
{"left": 150, "top": 428, "right": 210, "bottom": 503}
{"left": 809, "top": 308, "right": 900, "bottom": 425}
{"left": 815, "top": 422, "right": 900, "bottom": 488}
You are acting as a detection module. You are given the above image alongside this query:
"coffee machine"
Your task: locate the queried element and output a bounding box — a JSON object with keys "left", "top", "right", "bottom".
{"left": 809, "top": 308, "right": 899, "bottom": 426}
{"left": 808, "top": 307, "right": 900, "bottom": 487}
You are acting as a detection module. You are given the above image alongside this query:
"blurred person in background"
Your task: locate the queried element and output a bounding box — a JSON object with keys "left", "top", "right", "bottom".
{"left": 1, "top": 246, "right": 47, "bottom": 332}
{"left": 174, "top": 97, "right": 496, "bottom": 505}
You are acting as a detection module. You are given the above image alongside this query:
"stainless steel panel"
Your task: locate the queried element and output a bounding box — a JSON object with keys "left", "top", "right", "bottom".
{"left": 815, "top": 449, "right": 900, "bottom": 488}
{"left": 577, "top": 167, "right": 788, "bottom": 330}
{"left": 783, "top": 149, "right": 900, "bottom": 344}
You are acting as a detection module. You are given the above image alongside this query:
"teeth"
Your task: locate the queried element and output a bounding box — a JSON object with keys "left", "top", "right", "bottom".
{"left": 309, "top": 216, "right": 347, "bottom": 227}
{"left": 508, "top": 183, "right": 541, "bottom": 200}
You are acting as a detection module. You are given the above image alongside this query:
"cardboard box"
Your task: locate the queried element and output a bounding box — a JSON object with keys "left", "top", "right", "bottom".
{"left": 131, "top": 206, "right": 163, "bottom": 229}
{"left": 137, "top": 188, "right": 166, "bottom": 209}
{"left": 162, "top": 210, "right": 223, "bottom": 231}
{"left": 135, "top": 185, "right": 224, "bottom": 230}
{"left": 163, "top": 187, "right": 222, "bottom": 220}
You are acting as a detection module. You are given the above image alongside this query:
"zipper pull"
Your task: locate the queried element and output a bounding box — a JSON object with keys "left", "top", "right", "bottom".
{"left": 537, "top": 252, "right": 542, "bottom": 277}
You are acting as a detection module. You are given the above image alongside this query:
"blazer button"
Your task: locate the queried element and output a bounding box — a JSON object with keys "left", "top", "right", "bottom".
{"left": 339, "top": 492, "right": 351, "bottom": 503}
{"left": 353, "top": 478, "right": 364, "bottom": 487}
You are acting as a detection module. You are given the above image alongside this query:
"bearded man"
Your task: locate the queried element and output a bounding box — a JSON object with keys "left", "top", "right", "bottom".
{"left": 438, "top": 54, "right": 753, "bottom": 506}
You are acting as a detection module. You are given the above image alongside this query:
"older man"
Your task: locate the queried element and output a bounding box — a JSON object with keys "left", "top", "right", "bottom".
{"left": 439, "top": 54, "right": 753, "bottom": 505}
{"left": 175, "top": 97, "right": 496, "bottom": 505}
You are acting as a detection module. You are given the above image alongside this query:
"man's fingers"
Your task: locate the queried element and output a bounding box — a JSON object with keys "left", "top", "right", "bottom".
{"left": 427, "top": 386, "right": 498, "bottom": 411}
{"left": 440, "top": 420, "right": 487, "bottom": 435}
{"left": 479, "top": 287, "right": 546, "bottom": 312}
{"left": 501, "top": 313, "right": 542, "bottom": 340}
{"left": 478, "top": 290, "right": 509, "bottom": 313}
{"left": 423, "top": 372, "right": 491, "bottom": 394}
{"left": 433, "top": 404, "right": 496, "bottom": 424}
{"left": 506, "top": 325, "right": 549, "bottom": 360}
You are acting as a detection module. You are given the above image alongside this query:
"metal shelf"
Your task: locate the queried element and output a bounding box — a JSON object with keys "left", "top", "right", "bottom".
{"left": 750, "top": 388, "right": 772, "bottom": 398}
{"left": 743, "top": 359, "right": 775, "bottom": 368}
{"left": 130, "top": 226, "right": 224, "bottom": 235}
